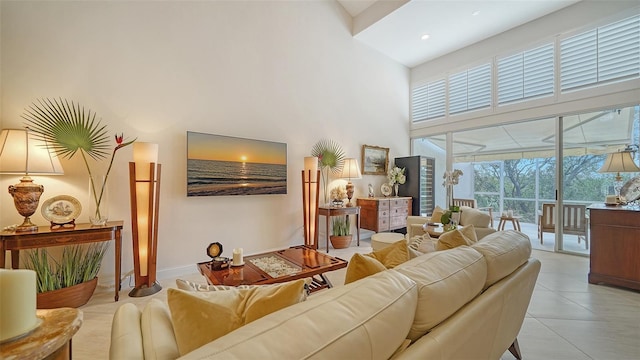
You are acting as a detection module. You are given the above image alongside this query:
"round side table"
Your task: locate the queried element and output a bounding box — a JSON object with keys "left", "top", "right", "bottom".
{"left": 0, "top": 308, "right": 82, "bottom": 360}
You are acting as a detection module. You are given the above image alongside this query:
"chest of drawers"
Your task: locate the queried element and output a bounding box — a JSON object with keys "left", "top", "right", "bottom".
{"left": 357, "top": 197, "right": 412, "bottom": 233}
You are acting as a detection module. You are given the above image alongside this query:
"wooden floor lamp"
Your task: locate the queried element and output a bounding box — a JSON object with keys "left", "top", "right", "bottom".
{"left": 128, "top": 142, "right": 162, "bottom": 297}
{"left": 302, "top": 157, "right": 320, "bottom": 249}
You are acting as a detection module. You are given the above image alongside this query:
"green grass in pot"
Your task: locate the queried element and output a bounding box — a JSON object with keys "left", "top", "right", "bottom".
{"left": 331, "top": 216, "right": 351, "bottom": 236}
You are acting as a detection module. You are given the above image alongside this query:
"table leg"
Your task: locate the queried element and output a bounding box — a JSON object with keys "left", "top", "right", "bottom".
{"left": 115, "top": 228, "right": 122, "bottom": 302}
{"left": 11, "top": 250, "right": 19, "bottom": 269}
{"left": 0, "top": 242, "right": 5, "bottom": 268}
{"left": 325, "top": 213, "right": 330, "bottom": 253}
{"left": 356, "top": 213, "right": 360, "bottom": 246}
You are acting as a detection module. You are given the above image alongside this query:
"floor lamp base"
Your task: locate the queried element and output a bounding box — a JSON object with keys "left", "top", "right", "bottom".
{"left": 129, "top": 281, "right": 162, "bottom": 297}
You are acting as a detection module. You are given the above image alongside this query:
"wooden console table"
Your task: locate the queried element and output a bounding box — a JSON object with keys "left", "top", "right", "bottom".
{"left": 0, "top": 221, "right": 123, "bottom": 301}
{"left": 318, "top": 205, "right": 360, "bottom": 252}
{"left": 588, "top": 204, "right": 640, "bottom": 291}
{"left": 0, "top": 308, "right": 82, "bottom": 360}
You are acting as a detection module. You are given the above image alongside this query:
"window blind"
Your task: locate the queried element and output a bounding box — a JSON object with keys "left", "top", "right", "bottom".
{"left": 412, "top": 79, "right": 445, "bottom": 122}
{"left": 448, "top": 63, "right": 491, "bottom": 115}
{"left": 561, "top": 15, "right": 639, "bottom": 92}
{"left": 498, "top": 43, "right": 554, "bottom": 105}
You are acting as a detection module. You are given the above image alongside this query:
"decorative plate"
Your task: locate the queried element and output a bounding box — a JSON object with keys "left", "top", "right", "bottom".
{"left": 620, "top": 176, "right": 640, "bottom": 202}
{"left": 41, "top": 195, "right": 81, "bottom": 224}
{"left": 380, "top": 183, "right": 392, "bottom": 197}
{"left": 207, "top": 242, "right": 223, "bottom": 259}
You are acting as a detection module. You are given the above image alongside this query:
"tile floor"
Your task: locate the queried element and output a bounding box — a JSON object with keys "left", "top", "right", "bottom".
{"left": 73, "top": 238, "right": 640, "bottom": 360}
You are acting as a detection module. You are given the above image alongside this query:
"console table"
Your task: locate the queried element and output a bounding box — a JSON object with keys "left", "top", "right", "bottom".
{"left": 588, "top": 204, "right": 640, "bottom": 291}
{"left": 318, "top": 206, "right": 360, "bottom": 252}
{"left": 0, "top": 221, "right": 123, "bottom": 301}
{"left": 0, "top": 308, "right": 82, "bottom": 360}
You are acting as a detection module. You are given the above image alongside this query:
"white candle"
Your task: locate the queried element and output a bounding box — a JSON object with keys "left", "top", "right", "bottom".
{"left": 233, "top": 248, "right": 243, "bottom": 265}
{"left": 0, "top": 269, "right": 39, "bottom": 342}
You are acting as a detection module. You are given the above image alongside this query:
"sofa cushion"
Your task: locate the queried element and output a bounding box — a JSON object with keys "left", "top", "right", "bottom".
{"left": 167, "top": 279, "right": 307, "bottom": 355}
{"left": 395, "top": 246, "right": 487, "bottom": 341}
{"left": 366, "top": 239, "right": 410, "bottom": 268}
{"left": 471, "top": 230, "right": 532, "bottom": 289}
{"left": 181, "top": 270, "right": 418, "bottom": 360}
{"left": 344, "top": 253, "right": 387, "bottom": 284}
{"left": 431, "top": 205, "right": 445, "bottom": 223}
{"left": 140, "top": 299, "right": 180, "bottom": 360}
{"left": 460, "top": 206, "right": 491, "bottom": 228}
{"left": 436, "top": 225, "right": 476, "bottom": 251}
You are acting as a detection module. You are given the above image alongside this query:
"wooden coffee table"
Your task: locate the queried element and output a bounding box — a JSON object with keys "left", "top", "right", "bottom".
{"left": 197, "top": 245, "right": 348, "bottom": 293}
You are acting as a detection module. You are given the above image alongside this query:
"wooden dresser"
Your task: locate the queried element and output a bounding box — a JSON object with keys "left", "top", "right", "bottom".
{"left": 588, "top": 204, "right": 640, "bottom": 291}
{"left": 357, "top": 197, "right": 412, "bottom": 232}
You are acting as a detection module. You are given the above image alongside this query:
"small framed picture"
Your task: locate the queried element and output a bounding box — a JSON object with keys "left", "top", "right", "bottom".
{"left": 361, "top": 145, "right": 389, "bottom": 175}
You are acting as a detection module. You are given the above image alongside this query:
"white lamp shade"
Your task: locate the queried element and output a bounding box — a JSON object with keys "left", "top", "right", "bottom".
{"left": 598, "top": 151, "right": 640, "bottom": 173}
{"left": 133, "top": 142, "right": 159, "bottom": 181}
{"left": 0, "top": 129, "right": 64, "bottom": 175}
{"left": 304, "top": 156, "right": 318, "bottom": 182}
{"left": 339, "top": 158, "right": 362, "bottom": 180}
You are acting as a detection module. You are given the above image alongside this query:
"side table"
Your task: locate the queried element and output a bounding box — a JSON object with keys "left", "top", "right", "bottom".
{"left": 0, "top": 221, "right": 124, "bottom": 301}
{"left": 497, "top": 216, "right": 522, "bottom": 231}
{"left": 318, "top": 206, "right": 360, "bottom": 252}
{"left": 0, "top": 308, "right": 82, "bottom": 360}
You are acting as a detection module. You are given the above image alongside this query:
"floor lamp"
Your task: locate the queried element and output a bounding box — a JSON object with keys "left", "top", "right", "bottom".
{"left": 302, "top": 157, "right": 320, "bottom": 249}
{"left": 128, "top": 143, "right": 162, "bottom": 297}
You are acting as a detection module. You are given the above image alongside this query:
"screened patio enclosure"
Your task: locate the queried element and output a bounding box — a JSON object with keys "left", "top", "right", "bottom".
{"left": 412, "top": 105, "right": 640, "bottom": 256}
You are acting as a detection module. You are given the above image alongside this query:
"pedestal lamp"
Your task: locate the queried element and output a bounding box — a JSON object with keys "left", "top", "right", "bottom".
{"left": 339, "top": 158, "right": 361, "bottom": 207}
{"left": 128, "top": 143, "right": 162, "bottom": 297}
{"left": 302, "top": 157, "right": 320, "bottom": 249}
{"left": 0, "top": 129, "right": 63, "bottom": 232}
{"left": 598, "top": 145, "right": 640, "bottom": 201}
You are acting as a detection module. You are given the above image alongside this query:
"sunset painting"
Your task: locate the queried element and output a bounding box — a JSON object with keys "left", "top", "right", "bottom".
{"left": 187, "top": 131, "right": 287, "bottom": 196}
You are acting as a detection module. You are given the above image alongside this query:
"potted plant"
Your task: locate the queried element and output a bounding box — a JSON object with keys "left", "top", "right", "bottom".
{"left": 330, "top": 216, "right": 352, "bottom": 249}
{"left": 22, "top": 243, "right": 109, "bottom": 308}
{"left": 311, "top": 139, "right": 345, "bottom": 205}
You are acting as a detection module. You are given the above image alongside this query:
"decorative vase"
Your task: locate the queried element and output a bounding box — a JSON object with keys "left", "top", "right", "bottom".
{"left": 330, "top": 235, "right": 352, "bottom": 249}
{"left": 394, "top": 184, "right": 399, "bottom": 197}
{"left": 88, "top": 174, "right": 109, "bottom": 226}
{"left": 36, "top": 277, "right": 98, "bottom": 309}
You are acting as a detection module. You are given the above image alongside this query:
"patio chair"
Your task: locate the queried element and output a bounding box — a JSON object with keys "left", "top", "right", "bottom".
{"left": 538, "top": 203, "right": 589, "bottom": 249}
{"left": 453, "top": 198, "right": 494, "bottom": 228}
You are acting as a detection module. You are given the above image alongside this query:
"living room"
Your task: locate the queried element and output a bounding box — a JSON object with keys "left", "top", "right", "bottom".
{"left": 1, "top": 1, "right": 639, "bottom": 359}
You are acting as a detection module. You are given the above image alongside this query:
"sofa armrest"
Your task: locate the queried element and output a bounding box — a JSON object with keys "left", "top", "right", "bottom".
{"left": 110, "top": 303, "right": 144, "bottom": 360}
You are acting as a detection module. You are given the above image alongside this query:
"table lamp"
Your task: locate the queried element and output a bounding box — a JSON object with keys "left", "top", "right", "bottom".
{"left": 598, "top": 145, "right": 640, "bottom": 201}
{"left": 0, "top": 129, "right": 63, "bottom": 232}
{"left": 339, "top": 158, "right": 362, "bottom": 207}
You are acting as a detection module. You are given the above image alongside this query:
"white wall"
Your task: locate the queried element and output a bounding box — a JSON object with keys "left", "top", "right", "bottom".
{"left": 0, "top": 0, "right": 410, "bottom": 284}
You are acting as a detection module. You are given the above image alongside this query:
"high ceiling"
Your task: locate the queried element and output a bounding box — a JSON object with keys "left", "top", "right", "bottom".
{"left": 337, "top": 0, "right": 581, "bottom": 67}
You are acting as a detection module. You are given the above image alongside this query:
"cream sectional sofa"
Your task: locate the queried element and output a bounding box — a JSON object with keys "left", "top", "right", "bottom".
{"left": 110, "top": 230, "right": 540, "bottom": 360}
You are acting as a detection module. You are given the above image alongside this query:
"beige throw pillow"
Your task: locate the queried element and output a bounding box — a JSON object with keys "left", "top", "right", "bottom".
{"left": 344, "top": 253, "right": 387, "bottom": 284}
{"left": 436, "top": 226, "right": 476, "bottom": 251}
{"left": 167, "top": 279, "right": 307, "bottom": 355}
{"left": 366, "top": 239, "right": 410, "bottom": 269}
{"left": 431, "top": 206, "right": 445, "bottom": 223}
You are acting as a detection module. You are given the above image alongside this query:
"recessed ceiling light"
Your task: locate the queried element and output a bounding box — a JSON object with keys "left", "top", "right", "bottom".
{"left": 421, "top": 34, "right": 430, "bottom": 40}
{"left": 472, "top": 10, "right": 480, "bottom": 16}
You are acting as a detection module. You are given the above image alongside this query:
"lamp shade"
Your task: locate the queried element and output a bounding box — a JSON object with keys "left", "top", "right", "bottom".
{"left": 598, "top": 151, "right": 640, "bottom": 173}
{"left": 339, "top": 158, "right": 362, "bottom": 181}
{"left": 0, "top": 129, "right": 64, "bottom": 175}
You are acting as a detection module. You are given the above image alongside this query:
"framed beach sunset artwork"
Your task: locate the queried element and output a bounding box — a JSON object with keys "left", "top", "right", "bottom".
{"left": 187, "top": 131, "right": 287, "bottom": 196}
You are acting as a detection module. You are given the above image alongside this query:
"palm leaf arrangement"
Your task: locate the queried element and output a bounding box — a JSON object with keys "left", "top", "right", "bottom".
{"left": 22, "top": 98, "right": 135, "bottom": 224}
{"left": 311, "top": 139, "right": 345, "bottom": 204}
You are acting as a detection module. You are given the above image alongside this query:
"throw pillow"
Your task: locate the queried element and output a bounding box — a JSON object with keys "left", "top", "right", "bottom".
{"left": 167, "top": 278, "right": 307, "bottom": 355}
{"left": 344, "top": 253, "right": 387, "bottom": 284}
{"left": 436, "top": 228, "right": 473, "bottom": 251}
{"left": 460, "top": 224, "right": 478, "bottom": 243}
{"left": 431, "top": 205, "right": 445, "bottom": 223}
{"left": 176, "top": 279, "right": 252, "bottom": 291}
{"left": 366, "top": 239, "right": 410, "bottom": 269}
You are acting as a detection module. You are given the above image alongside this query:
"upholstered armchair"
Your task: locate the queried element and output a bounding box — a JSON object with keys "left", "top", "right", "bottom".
{"left": 406, "top": 206, "right": 496, "bottom": 241}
